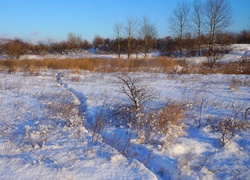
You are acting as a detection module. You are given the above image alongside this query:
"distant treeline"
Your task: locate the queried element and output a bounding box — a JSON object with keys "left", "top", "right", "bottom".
{"left": 0, "top": 30, "right": 249, "bottom": 59}
{"left": 1, "top": 0, "right": 250, "bottom": 59}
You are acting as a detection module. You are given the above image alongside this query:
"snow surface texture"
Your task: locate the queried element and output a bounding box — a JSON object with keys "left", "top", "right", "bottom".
{"left": 0, "top": 72, "right": 157, "bottom": 180}
{"left": 0, "top": 70, "right": 249, "bottom": 179}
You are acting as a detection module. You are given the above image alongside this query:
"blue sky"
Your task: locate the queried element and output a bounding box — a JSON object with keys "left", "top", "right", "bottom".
{"left": 0, "top": 0, "right": 249, "bottom": 43}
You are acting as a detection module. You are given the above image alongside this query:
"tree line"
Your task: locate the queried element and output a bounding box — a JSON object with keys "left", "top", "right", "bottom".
{"left": 0, "top": 0, "right": 250, "bottom": 59}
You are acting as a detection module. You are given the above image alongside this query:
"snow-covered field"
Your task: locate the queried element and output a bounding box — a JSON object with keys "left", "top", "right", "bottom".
{"left": 0, "top": 70, "right": 249, "bottom": 179}
{"left": 0, "top": 44, "right": 250, "bottom": 179}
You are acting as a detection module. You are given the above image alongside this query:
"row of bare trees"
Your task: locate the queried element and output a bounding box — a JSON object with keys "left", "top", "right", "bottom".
{"left": 169, "top": 0, "right": 233, "bottom": 58}
{"left": 113, "top": 17, "right": 157, "bottom": 60}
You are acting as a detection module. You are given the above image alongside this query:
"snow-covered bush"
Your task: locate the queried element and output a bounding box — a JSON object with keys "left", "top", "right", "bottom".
{"left": 21, "top": 123, "right": 49, "bottom": 149}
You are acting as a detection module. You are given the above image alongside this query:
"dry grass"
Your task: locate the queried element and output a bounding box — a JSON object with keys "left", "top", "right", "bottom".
{"left": 0, "top": 57, "right": 250, "bottom": 74}
{"left": 0, "top": 57, "right": 184, "bottom": 73}
{"left": 221, "top": 62, "right": 250, "bottom": 74}
{"left": 150, "top": 102, "right": 186, "bottom": 134}
{"left": 201, "top": 61, "right": 250, "bottom": 75}
{"left": 136, "top": 101, "right": 187, "bottom": 147}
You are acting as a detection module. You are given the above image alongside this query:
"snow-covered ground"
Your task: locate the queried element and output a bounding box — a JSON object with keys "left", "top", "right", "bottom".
{"left": 183, "top": 44, "right": 250, "bottom": 64}
{"left": 221, "top": 44, "right": 250, "bottom": 62}
{"left": 0, "top": 70, "right": 249, "bottom": 179}
{"left": 0, "top": 72, "right": 158, "bottom": 179}
{"left": 0, "top": 44, "right": 249, "bottom": 179}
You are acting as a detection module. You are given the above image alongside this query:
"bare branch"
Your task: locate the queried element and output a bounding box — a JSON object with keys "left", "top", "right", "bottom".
{"left": 169, "top": 1, "right": 190, "bottom": 57}
{"left": 139, "top": 16, "right": 157, "bottom": 58}
{"left": 124, "top": 18, "right": 138, "bottom": 60}
{"left": 113, "top": 22, "right": 123, "bottom": 60}
{"left": 204, "top": 0, "right": 233, "bottom": 56}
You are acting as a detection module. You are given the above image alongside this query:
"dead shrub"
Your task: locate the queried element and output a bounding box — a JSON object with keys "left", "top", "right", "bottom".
{"left": 136, "top": 101, "right": 187, "bottom": 147}
{"left": 208, "top": 118, "right": 249, "bottom": 147}
{"left": 148, "top": 101, "right": 186, "bottom": 134}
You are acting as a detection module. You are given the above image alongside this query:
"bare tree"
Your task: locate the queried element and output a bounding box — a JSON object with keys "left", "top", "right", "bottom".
{"left": 114, "top": 75, "right": 155, "bottom": 129}
{"left": 92, "top": 35, "right": 104, "bottom": 48}
{"left": 124, "top": 18, "right": 138, "bottom": 60}
{"left": 169, "top": 1, "right": 190, "bottom": 57}
{"left": 116, "top": 75, "right": 150, "bottom": 112}
{"left": 113, "top": 22, "right": 123, "bottom": 60}
{"left": 192, "top": 0, "right": 204, "bottom": 56}
{"left": 139, "top": 17, "right": 157, "bottom": 58}
{"left": 204, "top": 0, "right": 232, "bottom": 57}
{"left": 67, "top": 32, "right": 83, "bottom": 50}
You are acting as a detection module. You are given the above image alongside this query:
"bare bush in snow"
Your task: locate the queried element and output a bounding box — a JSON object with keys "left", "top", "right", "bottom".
{"left": 114, "top": 75, "right": 155, "bottom": 128}
{"left": 208, "top": 117, "right": 249, "bottom": 146}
